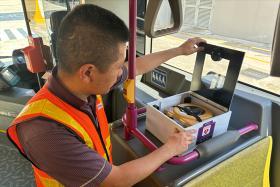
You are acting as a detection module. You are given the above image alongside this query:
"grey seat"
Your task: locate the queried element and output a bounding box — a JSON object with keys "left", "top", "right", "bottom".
{"left": 50, "top": 10, "right": 68, "bottom": 61}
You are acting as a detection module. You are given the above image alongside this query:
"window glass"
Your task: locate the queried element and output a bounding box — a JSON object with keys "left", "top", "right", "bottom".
{"left": 0, "top": 0, "right": 29, "bottom": 63}
{"left": 41, "top": 0, "right": 80, "bottom": 38}
{"left": 151, "top": 0, "right": 280, "bottom": 95}
{"left": 137, "top": 0, "right": 146, "bottom": 55}
{"left": 0, "top": 0, "right": 79, "bottom": 64}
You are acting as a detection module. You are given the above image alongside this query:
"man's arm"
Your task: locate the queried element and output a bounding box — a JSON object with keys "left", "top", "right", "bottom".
{"left": 124, "top": 37, "right": 206, "bottom": 76}
{"left": 99, "top": 130, "right": 195, "bottom": 187}
{"left": 17, "top": 118, "right": 194, "bottom": 187}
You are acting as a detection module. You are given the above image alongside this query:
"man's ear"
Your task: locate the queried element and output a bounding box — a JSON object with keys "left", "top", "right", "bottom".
{"left": 78, "top": 64, "right": 98, "bottom": 83}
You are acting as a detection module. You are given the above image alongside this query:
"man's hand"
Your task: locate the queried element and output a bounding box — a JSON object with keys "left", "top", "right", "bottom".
{"left": 177, "top": 37, "right": 207, "bottom": 56}
{"left": 134, "top": 37, "right": 206, "bottom": 75}
{"left": 100, "top": 129, "right": 196, "bottom": 187}
{"left": 165, "top": 129, "right": 196, "bottom": 156}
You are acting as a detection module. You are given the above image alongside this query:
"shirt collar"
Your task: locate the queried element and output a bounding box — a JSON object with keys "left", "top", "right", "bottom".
{"left": 47, "top": 67, "right": 91, "bottom": 109}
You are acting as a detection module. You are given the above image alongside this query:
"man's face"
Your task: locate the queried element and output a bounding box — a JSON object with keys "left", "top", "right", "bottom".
{"left": 87, "top": 43, "right": 127, "bottom": 95}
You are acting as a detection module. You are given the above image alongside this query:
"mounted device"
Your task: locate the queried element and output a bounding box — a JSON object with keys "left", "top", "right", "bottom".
{"left": 0, "top": 62, "right": 20, "bottom": 91}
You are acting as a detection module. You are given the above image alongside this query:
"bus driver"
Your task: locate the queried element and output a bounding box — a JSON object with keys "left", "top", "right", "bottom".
{"left": 8, "top": 4, "right": 205, "bottom": 187}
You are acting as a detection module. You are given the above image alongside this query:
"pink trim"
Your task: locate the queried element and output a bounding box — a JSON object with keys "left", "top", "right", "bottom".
{"left": 238, "top": 122, "right": 258, "bottom": 135}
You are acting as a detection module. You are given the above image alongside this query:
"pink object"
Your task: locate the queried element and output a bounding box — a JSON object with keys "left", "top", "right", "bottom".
{"left": 238, "top": 122, "right": 258, "bottom": 135}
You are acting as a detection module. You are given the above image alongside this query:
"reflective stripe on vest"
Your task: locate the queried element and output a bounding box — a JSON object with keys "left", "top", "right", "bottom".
{"left": 7, "top": 85, "right": 112, "bottom": 187}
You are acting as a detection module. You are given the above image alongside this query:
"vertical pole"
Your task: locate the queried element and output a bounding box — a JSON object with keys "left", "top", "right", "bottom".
{"left": 20, "top": 0, "right": 32, "bottom": 36}
{"left": 270, "top": 3, "right": 280, "bottom": 76}
{"left": 125, "top": 0, "right": 138, "bottom": 140}
{"left": 128, "top": 0, "right": 137, "bottom": 82}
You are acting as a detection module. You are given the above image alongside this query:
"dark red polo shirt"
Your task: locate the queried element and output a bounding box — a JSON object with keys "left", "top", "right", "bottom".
{"left": 16, "top": 66, "right": 127, "bottom": 187}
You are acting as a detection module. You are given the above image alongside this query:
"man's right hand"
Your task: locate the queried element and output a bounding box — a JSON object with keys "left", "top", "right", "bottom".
{"left": 165, "top": 129, "right": 196, "bottom": 157}
{"left": 100, "top": 129, "right": 196, "bottom": 187}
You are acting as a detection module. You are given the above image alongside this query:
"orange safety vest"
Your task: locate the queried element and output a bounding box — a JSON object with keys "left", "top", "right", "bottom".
{"left": 7, "top": 84, "right": 112, "bottom": 187}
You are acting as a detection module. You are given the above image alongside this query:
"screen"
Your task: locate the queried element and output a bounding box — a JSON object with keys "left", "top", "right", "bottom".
{"left": 2, "top": 69, "right": 15, "bottom": 82}
{"left": 0, "top": 67, "right": 20, "bottom": 87}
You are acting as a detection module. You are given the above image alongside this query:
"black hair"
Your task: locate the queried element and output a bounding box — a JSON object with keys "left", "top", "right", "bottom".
{"left": 56, "top": 4, "right": 129, "bottom": 73}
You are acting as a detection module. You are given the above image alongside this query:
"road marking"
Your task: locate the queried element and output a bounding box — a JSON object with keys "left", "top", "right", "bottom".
{"left": 12, "top": 28, "right": 25, "bottom": 39}
{"left": 4, "top": 29, "right": 16, "bottom": 40}
{"left": 0, "top": 12, "right": 24, "bottom": 21}
{"left": 252, "top": 47, "right": 271, "bottom": 53}
{"left": 0, "top": 28, "right": 27, "bottom": 41}
{"left": 0, "top": 29, "right": 10, "bottom": 41}
{"left": 17, "top": 28, "right": 27, "bottom": 37}
{"left": 245, "top": 55, "right": 270, "bottom": 64}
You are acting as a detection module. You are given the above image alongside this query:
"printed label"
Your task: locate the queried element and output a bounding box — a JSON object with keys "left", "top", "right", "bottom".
{"left": 196, "top": 120, "right": 215, "bottom": 144}
{"left": 151, "top": 69, "right": 167, "bottom": 88}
